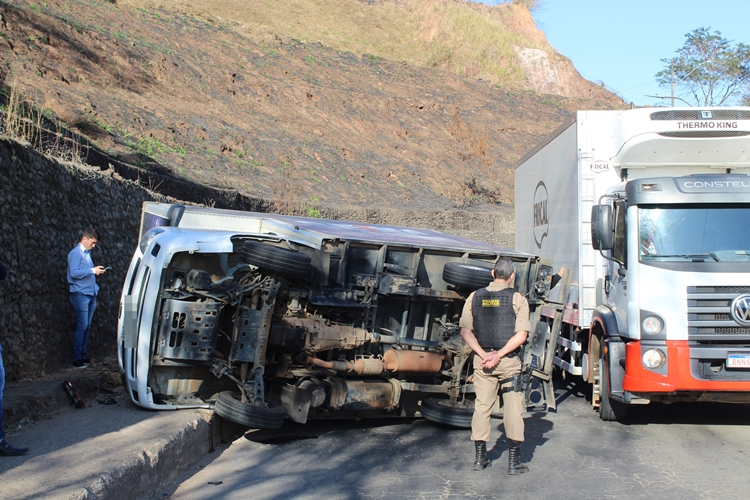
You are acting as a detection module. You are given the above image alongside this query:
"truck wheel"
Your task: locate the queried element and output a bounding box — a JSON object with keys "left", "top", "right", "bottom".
{"left": 598, "top": 358, "right": 628, "bottom": 422}
{"left": 420, "top": 397, "right": 474, "bottom": 428}
{"left": 442, "top": 262, "right": 493, "bottom": 290}
{"left": 240, "top": 240, "right": 312, "bottom": 279}
{"left": 214, "top": 391, "right": 286, "bottom": 429}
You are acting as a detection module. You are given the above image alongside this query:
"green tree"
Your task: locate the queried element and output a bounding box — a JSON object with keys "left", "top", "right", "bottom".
{"left": 655, "top": 27, "right": 750, "bottom": 106}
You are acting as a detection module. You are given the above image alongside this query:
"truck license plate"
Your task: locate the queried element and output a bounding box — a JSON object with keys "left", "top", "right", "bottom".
{"left": 726, "top": 354, "right": 750, "bottom": 369}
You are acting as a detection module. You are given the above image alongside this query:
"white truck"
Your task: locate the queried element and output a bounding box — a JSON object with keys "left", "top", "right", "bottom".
{"left": 515, "top": 108, "right": 750, "bottom": 421}
{"left": 117, "top": 203, "right": 553, "bottom": 428}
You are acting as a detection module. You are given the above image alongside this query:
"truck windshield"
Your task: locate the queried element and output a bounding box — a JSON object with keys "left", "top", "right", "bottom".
{"left": 639, "top": 205, "right": 750, "bottom": 262}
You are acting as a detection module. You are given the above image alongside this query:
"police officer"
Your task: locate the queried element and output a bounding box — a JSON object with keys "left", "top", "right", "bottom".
{"left": 459, "top": 257, "right": 529, "bottom": 474}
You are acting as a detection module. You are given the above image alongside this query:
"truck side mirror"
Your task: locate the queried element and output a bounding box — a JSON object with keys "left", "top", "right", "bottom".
{"left": 167, "top": 204, "right": 186, "bottom": 227}
{"left": 591, "top": 205, "right": 614, "bottom": 251}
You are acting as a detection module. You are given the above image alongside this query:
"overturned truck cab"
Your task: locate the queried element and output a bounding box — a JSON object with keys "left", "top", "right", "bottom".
{"left": 118, "top": 203, "right": 550, "bottom": 429}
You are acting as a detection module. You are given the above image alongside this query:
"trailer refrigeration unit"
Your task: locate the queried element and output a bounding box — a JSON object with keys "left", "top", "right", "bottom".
{"left": 515, "top": 108, "right": 750, "bottom": 421}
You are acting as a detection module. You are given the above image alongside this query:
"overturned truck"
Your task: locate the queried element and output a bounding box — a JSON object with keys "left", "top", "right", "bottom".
{"left": 118, "top": 203, "right": 555, "bottom": 429}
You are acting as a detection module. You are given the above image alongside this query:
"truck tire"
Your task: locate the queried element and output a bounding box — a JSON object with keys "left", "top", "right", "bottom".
{"left": 442, "top": 262, "right": 493, "bottom": 290}
{"left": 420, "top": 397, "right": 474, "bottom": 428}
{"left": 598, "top": 358, "right": 628, "bottom": 422}
{"left": 240, "top": 240, "right": 312, "bottom": 279}
{"left": 214, "top": 391, "right": 286, "bottom": 429}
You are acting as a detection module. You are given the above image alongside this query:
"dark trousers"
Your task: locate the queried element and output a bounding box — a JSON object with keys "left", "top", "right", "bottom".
{"left": 70, "top": 292, "right": 97, "bottom": 362}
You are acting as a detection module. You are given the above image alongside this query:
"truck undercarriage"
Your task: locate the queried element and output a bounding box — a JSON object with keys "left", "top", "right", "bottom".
{"left": 124, "top": 221, "right": 547, "bottom": 429}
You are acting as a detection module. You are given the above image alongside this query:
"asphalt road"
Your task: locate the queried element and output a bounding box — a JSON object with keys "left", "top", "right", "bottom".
{"left": 160, "top": 379, "right": 750, "bottom": 500}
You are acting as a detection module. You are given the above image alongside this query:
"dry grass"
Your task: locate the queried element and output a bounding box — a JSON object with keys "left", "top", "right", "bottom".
{"left": 119, "top": 0, "right": 548, "bottom": 87}
{"left": 412, "top": 1, "right": 539, "bottom": 85}
{"left": 2, "top": 84, "right": 41, "bottom": 144}
{"left": 1, "top": 85, "right": 86, "bottom": 163}
{"left": 0, "top": 0, "right": 619, "bottom": 211}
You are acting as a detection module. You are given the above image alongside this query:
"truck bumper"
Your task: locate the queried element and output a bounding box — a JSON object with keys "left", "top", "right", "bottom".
{"left": 623, "top": 340, "right": 750, "bottom": 393}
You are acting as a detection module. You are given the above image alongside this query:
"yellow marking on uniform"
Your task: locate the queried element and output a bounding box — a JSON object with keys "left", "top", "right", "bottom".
{"left": 482, "top": 299, "right": 500, "bottom": 307}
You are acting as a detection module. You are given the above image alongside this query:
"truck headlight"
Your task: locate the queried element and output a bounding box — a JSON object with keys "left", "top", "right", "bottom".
{"left": 642, "top": 315, "right": 664, "bottom": 335}
{"left": 139, "top": 227, "right": 165, "bottom": 253}
{"left": 642, "top": 348, "right": 666, "bottom": 369}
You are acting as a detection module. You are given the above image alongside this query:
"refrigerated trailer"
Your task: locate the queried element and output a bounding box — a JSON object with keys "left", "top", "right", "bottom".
{"left": 515, "top": 108, "right": 750, "bottom": 420}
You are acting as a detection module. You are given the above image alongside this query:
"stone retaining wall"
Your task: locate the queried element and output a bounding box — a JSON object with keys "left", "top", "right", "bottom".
{"left": 0, "top": 138, "right": 168, "bottom": 380}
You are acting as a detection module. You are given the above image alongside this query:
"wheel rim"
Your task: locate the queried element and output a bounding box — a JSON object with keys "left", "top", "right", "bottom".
{"left": 590, "top": 335, "right": 602, "bottom": 409}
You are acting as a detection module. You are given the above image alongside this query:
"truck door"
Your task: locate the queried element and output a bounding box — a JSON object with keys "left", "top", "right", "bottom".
{"left": 604, "top": 200, "right": 629, "bottom": 333}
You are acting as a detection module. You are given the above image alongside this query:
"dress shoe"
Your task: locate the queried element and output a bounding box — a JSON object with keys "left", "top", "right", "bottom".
{"left": 0, "top": 439, "right": 29, "bottom": 456}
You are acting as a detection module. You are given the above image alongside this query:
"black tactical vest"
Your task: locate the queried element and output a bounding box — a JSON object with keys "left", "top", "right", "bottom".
{"left": 471, "top": 287, "right": 516, "bottom": 350}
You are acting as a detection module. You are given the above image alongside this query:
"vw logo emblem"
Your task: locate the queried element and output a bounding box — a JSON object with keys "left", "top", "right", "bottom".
{"left": 730, "top": 294, "right": 750, "bottom": 326}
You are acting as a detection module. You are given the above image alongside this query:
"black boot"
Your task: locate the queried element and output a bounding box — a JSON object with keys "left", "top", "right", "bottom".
{"left": 473, "top": 441, "right": 492, "bottom": 470}
{"left": 507, "top": 439, "right": 528, "bottom": 475}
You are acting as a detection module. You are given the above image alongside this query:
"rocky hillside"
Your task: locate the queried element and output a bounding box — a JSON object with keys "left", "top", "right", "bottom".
{"left": 0, "top": 0, "right": 623, "bottom": 214}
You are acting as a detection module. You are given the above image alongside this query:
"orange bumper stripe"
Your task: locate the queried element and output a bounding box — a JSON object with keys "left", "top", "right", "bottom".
{"left": 623, "top": 340, "right": 750, "bottom": 393}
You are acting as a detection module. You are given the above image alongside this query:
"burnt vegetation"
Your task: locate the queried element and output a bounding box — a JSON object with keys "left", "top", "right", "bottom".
{"left": 0, "top": 0, "right": 622, "bottom": 213}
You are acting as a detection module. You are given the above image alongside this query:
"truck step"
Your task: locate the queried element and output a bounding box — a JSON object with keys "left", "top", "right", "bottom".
{"left": 553, "top": 356, "right": 583, "bottom": 376}
{"left": 556, "top": 336, "right": 582, "bottom": 351}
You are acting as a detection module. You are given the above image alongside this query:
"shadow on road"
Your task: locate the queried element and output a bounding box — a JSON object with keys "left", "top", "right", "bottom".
{"left": 244, "top": 417, "right": 422, "bottom": 444}
{"left": 553, "top": 376, "right": 591, "bottom": 406}
{"left": 487, "top": 410, "right": 552, "bottom": 464}
{"left": 552, "top": 374, "right": 750, "bottom": 427}
{"left": 622, "top": 401, "right": 750, "bottom": 426}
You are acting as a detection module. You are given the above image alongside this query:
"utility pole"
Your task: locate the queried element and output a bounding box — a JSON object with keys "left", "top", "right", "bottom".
{"left": 665, "top": 60, "right": 709, "bottom": 107}
{"left": 670, "top": 59, "right": 675, "bottom": 107}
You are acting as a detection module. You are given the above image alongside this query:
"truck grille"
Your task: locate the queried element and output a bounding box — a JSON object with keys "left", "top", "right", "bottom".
{"left": 651, "top": 110, "right": 750, "bottom": 120}
{"left": 688, "top": 286, "right": 750, "bottom": 341}
{"left": 658, "top": 131, "right": 750, "bottom": 138}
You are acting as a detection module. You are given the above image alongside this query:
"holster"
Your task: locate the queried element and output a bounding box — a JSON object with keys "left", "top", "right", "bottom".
{"left": 499, "top": 355, "right": 531, "bottom": 394}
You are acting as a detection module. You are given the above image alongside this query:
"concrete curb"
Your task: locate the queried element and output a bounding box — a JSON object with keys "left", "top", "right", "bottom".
{"left": 71, "top": 411, "right": 216, "bottom": 500}
{"left": 1, "top": 358, "right": 249, "bottom": 499}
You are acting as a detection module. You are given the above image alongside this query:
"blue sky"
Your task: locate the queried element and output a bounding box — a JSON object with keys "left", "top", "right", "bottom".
{"left": 477, "top": 1, "right": 749, "bottom": 106}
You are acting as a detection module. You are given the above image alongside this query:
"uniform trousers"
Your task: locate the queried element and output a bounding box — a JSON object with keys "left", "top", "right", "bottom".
{"left": 470, "top": 353, "right": 525, "bottom": 443}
